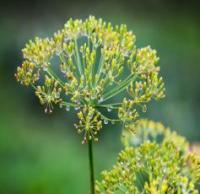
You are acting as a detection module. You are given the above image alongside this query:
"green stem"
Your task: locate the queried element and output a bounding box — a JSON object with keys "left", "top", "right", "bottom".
{"left": 75, "top": 39, "right": 83, "bottom": 75}
{"left": 102, "top": 74, "right": 137, "bottom": 102}
{"left": 88, "top": 139, "right": 95, "bottom": 194}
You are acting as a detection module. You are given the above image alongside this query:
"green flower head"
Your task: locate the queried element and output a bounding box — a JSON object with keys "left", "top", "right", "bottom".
{"left": 15, "top": 16, "right": 165, "bottom": 143}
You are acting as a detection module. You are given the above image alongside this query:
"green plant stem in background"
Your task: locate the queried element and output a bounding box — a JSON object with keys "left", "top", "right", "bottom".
{"left": 88, "top": 139, "right": 95, "bottom": 194}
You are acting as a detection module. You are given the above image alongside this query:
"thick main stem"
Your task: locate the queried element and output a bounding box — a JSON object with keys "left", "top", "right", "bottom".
{"left": 88, "top": 139, "right": 95, "bottom": 194}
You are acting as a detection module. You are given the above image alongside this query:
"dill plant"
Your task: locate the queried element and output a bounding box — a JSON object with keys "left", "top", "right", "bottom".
{"left": 15, "top": 16, "right": 165, "bottom": 193}
{"left": 96, "top": 120, "right": 200, "bottom": 194}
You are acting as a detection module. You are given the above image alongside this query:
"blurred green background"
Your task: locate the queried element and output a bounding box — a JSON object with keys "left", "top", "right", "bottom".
{"left": 0, "top": 0, "right": 200, "bottom": 193}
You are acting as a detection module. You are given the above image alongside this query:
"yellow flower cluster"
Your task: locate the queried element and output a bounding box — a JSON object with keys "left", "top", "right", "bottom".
{"left": 15, "top": 16, "right": 165, "bottom": 142}
{"left": 121, "top": 119, "right": 189, "bottom": 152}
{"left": 96, "top": 120, "right": 200, "bottom": 193}
{"left": 35, "top": 76, "right": 62, "bottom": 113}
{"left": 22, "top": 37, "right": 55, "bottom": 70}
{"left": 75, "top": 106, "right": 102, "bottom": 144}
{"left": 15, "top": 61, "right": 39, "bottom": 86}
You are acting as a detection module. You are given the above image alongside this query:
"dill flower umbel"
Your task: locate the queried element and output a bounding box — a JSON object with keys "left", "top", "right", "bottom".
{"left": 96, "top": 120, "right": 200, "bottom": 193}
{"left": 15, "top": 16, "right": 165, "bottom": 143}
{"left": 121, "top": 119, "right": 189, "bottom": 152}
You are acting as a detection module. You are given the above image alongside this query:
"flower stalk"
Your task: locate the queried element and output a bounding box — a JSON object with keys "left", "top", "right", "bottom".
{"left": 88, "top": 139, "right": 95, "bottom": 194}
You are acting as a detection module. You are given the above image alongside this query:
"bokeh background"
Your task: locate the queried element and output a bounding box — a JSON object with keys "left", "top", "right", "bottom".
{"left": 0, "top": 0, "right": 200, "bottom": 193}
